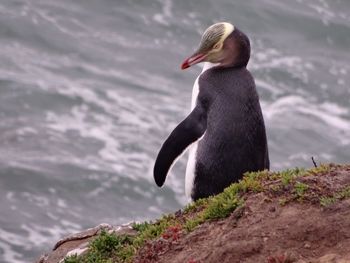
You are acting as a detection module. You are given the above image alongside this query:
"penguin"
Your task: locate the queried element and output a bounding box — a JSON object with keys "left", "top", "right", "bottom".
{"left": 154, "top": 22, "right": 269, "bottom": 201}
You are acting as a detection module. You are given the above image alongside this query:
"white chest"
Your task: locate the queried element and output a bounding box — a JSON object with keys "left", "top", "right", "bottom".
{"left": 185, "top": 62, "right": 218, "bottom": 199}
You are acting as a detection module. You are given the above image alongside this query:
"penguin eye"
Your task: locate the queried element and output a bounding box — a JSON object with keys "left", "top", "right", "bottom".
{"left": 213, "top": 43, "right": 221, "bottom": 50}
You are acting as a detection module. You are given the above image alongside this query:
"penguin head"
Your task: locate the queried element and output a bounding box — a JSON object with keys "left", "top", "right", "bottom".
{"left": 181, "top": 22, "right": 250, "bottom": 69}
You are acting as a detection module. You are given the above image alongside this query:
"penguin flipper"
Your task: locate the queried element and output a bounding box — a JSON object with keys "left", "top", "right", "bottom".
{"left": 154, "top": 104, "right": 207, "bottom": 187}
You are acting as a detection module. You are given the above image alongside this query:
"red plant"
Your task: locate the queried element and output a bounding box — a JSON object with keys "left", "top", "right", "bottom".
{"left": 161, "top": 225, "right": 182, "bottom": 241}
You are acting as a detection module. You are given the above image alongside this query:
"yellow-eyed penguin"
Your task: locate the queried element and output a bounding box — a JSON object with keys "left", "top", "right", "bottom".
{"left": 154, "top": 22, "right": 269, "bottom": 201}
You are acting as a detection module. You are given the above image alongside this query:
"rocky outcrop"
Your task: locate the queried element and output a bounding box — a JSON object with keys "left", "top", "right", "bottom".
{"left": 36, "top": 223, "right": 137, "bottom": 263}
{"left": 36, "top": 164, "right": 350, "bottom": 263}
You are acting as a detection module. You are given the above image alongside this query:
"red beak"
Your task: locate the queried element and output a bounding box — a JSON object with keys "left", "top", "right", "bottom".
{"left": 181, "top": 53, "right": 207, "bottom": 70}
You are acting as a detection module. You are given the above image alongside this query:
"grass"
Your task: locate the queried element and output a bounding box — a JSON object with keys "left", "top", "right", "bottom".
{"left": 64, "top": 164, "right": 349, "bottom": 263}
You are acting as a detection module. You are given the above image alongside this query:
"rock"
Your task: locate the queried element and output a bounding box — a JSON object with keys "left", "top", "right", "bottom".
{"left": 36, "top": 223, "right": 137, "bottom": 263}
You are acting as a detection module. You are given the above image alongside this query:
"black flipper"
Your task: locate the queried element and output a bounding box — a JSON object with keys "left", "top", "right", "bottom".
{"left": 154, "top": 103, "right": 207, "bottom": 187}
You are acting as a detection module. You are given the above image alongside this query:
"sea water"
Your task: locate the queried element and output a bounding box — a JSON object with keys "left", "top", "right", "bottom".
{"left": 0, "top": 0, "right": 349, "bottom": 262}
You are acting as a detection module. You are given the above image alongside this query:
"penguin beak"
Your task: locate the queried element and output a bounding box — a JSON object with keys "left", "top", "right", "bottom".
{"left": 181, "top": 53, "right": 207, "bottom": 70}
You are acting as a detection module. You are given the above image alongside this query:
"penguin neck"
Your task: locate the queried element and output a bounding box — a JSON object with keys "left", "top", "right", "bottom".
{"left": 222, "top": 30, "right": 251, "bottom": 69}
{"left": 201, "top": 62, "right": 220, "bottom": 73}
{"left": 190, "top": 62, "right": 218, "bottom": 110}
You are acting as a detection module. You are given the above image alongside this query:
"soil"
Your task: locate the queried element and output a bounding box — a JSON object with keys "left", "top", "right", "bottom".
{"left": 37, "top": 165, "right": 350, "bottom": 263}
{"left": 136, "top": 165, "right": 350, "bottom": 263}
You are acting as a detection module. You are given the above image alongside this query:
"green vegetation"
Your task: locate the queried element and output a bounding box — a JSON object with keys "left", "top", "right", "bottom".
{"left": 64, "top": 169, "right": 261, "bottom": 262}
{"left": 270, "top": 167, "right": 306, "bottom": 186}
{"left": 182, "top": 198, "right": 207, "bottom": 214}
{"left": 278, "top": 198, "right": 287, "bottom": 206}
{"left": 320, "top": 186, "right": 350, "bottom": 207}
{"left": 307, "top": 164, "right": 332, "bottom": 175}
{"left": 184, "top": 183, "right": 245, "bottom": 231}
{"left": 64, "top": 164, "right": 350, "bottom": 263}
{"left": 64, "top": 230, "right": 135, "bottom": 263}
{"left": 132, "top": 214, "right": 179, "bottom": 247}
{"left": 294, "top": 182, "right": 309, "bottom": 198}
{"left": 63, "top": 255, "right": 80, "bottom": 263}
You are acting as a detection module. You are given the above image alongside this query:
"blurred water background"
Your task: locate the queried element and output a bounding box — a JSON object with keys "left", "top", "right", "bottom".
{"left": 0, "top": 0, "right": 349, "bottom": 262}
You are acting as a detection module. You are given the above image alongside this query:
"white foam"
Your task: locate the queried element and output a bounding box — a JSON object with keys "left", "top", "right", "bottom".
{"left": 255, "top": 79, "right": 282, "bottom": 96}
{"left": 308, "top": 0, "right": 335, "bottom": 25}
{"left": 6, "top": 191, "right": 14, "bottom": 201}
{"left": 57, "top": 198, "right": 67, "bottom": 208}
{"left": 148, "top": 206, "right": 162, "bottom": 214}
{"left": 263, "top": 95, "right": 350, "bottom": 145}
{"left": 0, "top": 240, "right": 22, "bottom": 263}
{"left": 21, "top": 192, "right": 50, "bottom": 207}
{"left": 23, "top": 223, "right": 79, "bottom": 248}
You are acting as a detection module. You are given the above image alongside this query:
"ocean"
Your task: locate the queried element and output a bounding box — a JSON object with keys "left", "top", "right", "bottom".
{"left": 0, "top": 0, "right": 349, "bottom": 262}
